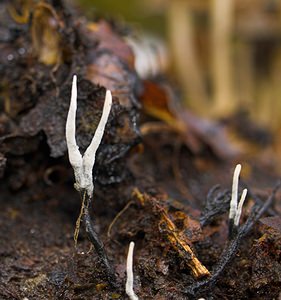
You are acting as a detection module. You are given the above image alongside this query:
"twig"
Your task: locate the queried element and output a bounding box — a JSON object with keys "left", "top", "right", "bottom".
{"left": 133, "top": 188, "right": 210, "bottom": 279}
{"left": 160, "top": 209, "right": 210, "bottom": 278}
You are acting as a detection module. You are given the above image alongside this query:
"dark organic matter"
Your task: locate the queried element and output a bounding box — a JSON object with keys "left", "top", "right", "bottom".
{"left": 0, "top": 1, "right": 281, "bottom": 299}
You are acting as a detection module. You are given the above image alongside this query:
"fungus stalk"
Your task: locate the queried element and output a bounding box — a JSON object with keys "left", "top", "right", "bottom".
{"left": 126, "top": 242, "right": 139, "bottom": 300}
{"left": 66, "top": 75, "right": 116, "bottom": 284}
{"left": 228, "top": 164, "right": 247, "bottom": 238}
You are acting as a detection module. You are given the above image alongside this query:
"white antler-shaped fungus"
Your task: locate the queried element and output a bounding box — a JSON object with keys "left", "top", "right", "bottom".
{"left": 65, "top": 75, "right": 116, "bottom": 284}
{"left": 228, "top": 164, "right": 248, "bottom": 237}
{"left": 66, "top": 75, "right": 112, "bottom": 197}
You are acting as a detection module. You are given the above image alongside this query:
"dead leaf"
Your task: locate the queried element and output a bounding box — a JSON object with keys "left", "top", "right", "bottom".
{"left": 86, "top": 20, "right": 135, "bottom": 68}
{"left": 140, "top": 80, "right": 239, "bottom": 158}
{"left": 86, "top": 51, "right": 139, "bottom": 108}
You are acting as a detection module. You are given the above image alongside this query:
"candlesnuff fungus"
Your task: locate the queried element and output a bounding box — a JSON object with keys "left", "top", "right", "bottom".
{"left": 126, "top": 242, "right": 139, "bottom": 300}
{"left": 66, "top": 75, "right": 112, "bottom": 197}
{"left": 65, "top": 75, "right": 116, "bottom": 284}
{"left": 228, "top": 164, "right": 247, "bottom": 238}
{"left": 185, "top": 168, "right": 279, "bottom": 296}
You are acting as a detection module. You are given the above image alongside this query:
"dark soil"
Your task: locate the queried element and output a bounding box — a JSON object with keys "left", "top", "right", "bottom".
{"left": 0, "top": 1, "right": 281, "bottom": 299}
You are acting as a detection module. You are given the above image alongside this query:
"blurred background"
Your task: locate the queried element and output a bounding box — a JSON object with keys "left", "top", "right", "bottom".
{"left": 72, "top": 0, "right": 281, "bottom": 133}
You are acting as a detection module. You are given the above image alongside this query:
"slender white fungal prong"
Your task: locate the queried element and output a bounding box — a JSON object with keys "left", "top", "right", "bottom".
{"left": 83, "top": 90, "right": 112, "bottom": 196}
{"left": 65, "top": 75, "right": 112, "bottom": 197}
{"left": 126, "top": 242, "right": 139, "bottom": 300}
{"left": 228, "top": 164, "right": 248, "bottom": 238}
{"left": 229, "top": 164, "right": 241, "bottom": 221}
{"left": 234, "top": 188, "right": 247, "bottom": 227}
{"left": 66, "top": 75, "right": 83, "bottom": 169}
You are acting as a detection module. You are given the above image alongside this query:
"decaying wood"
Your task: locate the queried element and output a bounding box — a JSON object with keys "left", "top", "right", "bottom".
{"left": 133, "top": 188, "right": 210, "bottom": 279}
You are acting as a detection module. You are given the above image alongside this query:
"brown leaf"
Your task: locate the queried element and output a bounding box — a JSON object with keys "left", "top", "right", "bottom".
{"left": 140, "top": 81, "right": 202, "bottom": 152}
{"left": 85, "top": 20, "right": 135, "bottom": 69}
{"left": 140, "top": 80, "right": 238, "bottom": 158}
{"left": 86, "top": 51, "right": 139, "bottom": 108}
